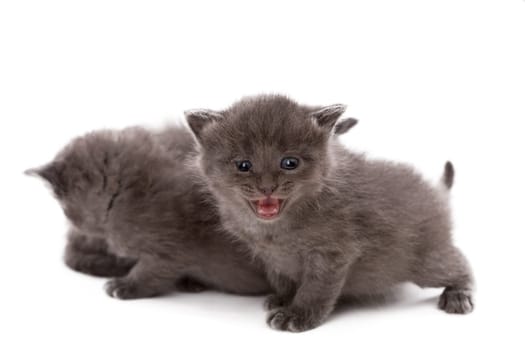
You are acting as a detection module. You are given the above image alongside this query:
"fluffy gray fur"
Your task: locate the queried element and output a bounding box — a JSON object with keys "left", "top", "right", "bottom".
{"left": 186, "top": 95, "right": 474, "bottom": 332}
{"left": 27, "top": 126, "right": 272, "bottom": 298}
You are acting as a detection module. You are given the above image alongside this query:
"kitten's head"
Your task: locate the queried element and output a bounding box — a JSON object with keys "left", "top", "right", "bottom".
{"left": 26, "top": 160, "right": 105, "bottom": 233}
{"left": 25, "top": 130, "right": 135, "bottom": 234}
{"left": 186, "top": 95, "right": 356, "bottom": 223}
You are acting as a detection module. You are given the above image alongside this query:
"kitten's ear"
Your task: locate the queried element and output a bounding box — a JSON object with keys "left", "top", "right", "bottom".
{"left": 184, "top": 109, "right": 224, "bottom": 141}
{"left": 25, "top": 161, "right": 67, "bottom": 196}
{"left": 310, "top": 104, "right": 347, "bottom": 131}
{"left": 334, "top": 118, "right": 358, "bottom": 135}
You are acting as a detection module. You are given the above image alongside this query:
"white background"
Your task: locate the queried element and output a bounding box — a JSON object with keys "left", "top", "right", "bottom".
{"left": 1, "top": 0, "right": 524, "bottom": 348}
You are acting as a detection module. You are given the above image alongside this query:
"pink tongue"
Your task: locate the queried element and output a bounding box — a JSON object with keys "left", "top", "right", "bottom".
{"left": 257, "top": 197, "right": 280, "bottom": 216}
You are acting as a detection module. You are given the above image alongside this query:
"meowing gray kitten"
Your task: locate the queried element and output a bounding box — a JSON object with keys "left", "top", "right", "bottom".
{"left": 186, "top": 95, "right": 474, "bottom": 332}
{"left": 27, "top": 126, "right": 273, "bottom": 297}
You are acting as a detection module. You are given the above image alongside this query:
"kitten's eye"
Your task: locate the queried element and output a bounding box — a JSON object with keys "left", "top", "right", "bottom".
{"left": 236, "top": 160, "right": 252, "bottom": 172}
{"left": 280, "top": 157, "right": 299, "bottom": 170}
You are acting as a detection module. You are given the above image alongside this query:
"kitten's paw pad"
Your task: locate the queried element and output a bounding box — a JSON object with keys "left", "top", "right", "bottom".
{"left": 263, "top": 294, "right": 291, "bottom": 311}
{"left": 266, "top": 307, "right": 320, "bottom": 333}
{"left": 438, "top": 288, "right": 474, "bottom": 314}
{"left": 104, "top": 278, "right": 142, "bottom": 299}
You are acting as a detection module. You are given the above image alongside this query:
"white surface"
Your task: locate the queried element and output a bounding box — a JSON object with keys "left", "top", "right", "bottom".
{"left": 1, "top": 0, "right": 524, "bottom": 349}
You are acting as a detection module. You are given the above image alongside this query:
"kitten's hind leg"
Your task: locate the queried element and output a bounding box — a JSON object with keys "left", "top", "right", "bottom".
{"left": 413, "top": 245, "right": 474, "bottom": 314}
{"left": 104, "top": 257, "right": 179, "bottom": 299}
{"left": 65, "top": 232, "right": 136, "bottom": 277}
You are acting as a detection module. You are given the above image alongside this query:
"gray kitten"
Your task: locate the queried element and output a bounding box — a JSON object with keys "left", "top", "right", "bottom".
{"left": 27, "top": 126, "right": 272, "bottom": 297}
{"left": 185, "top": 95, "right": 474, "bottom": 332}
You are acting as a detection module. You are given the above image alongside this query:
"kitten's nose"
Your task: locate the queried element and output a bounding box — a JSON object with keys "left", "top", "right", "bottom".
{"left": 258, "top": 185, "right": 277, "bottom": 196}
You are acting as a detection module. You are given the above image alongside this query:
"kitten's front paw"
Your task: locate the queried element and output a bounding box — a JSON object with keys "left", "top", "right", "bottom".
{"left": 104, "top": 278, "right": 152, "bottom": 300}
{"left": 263, "top": 294, "right": 292, "bottom": 311}
{"left": 266, "top": 307, "right": 324, "bottom": 332}
{"left": 438, "top": 287, "right": 474, "bottom": 314}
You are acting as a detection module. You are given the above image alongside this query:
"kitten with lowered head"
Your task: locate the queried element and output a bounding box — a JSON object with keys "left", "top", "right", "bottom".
{"left": 186, "top": 95, "right": 474, "bottom": 332}
{"left": 27, "top": 126, "right": 273, "bottom": 297}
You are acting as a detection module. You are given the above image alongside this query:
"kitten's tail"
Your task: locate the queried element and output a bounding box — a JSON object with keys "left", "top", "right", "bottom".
{"left": 441, "top": 161, "right": 454, "bottom": 190}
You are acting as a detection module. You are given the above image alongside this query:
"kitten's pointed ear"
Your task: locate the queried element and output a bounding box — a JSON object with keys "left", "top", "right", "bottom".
{"left": 310, "top": 104, "right": 347, "bottom": 131}
{"left": 25, "top": 161, "right": 66, "bottom": 196}
{"left": 185, "top": 109, "right": 224, "bottom": 140}
{"left": 334, "top": 118, "right": 358, "bottom": 135}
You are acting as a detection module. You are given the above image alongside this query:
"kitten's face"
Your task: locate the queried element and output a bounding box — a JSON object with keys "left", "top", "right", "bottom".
{"left": 187, "top": 96, "right": 351, "bottom": 222}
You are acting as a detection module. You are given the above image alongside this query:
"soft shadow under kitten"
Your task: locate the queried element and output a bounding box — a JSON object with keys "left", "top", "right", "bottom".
{"left": 186, "top": 95, "right": 474, "bottom": 332}
{"left": 27, "top": 126, "right": 272, "bottom": 298}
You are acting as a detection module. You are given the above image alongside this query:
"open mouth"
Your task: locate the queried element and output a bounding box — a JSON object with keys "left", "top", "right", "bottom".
{"left": 248, "top": 197, "right": 285, "bottom": 220}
